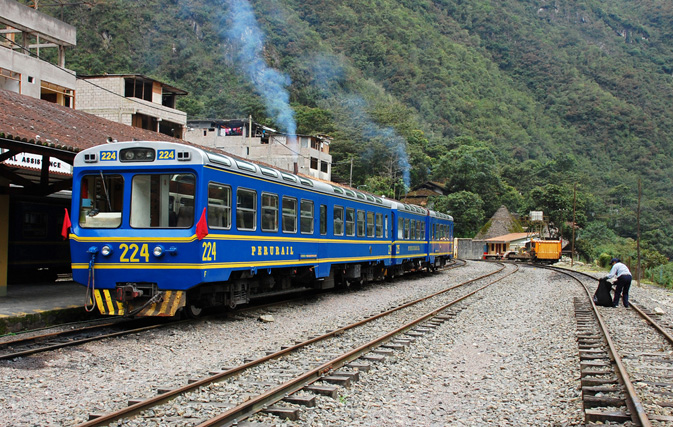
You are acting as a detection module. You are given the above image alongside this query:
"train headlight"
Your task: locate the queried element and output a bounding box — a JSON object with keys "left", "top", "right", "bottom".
{"left": 120, "top": 147, "right": 155, "bottom": 162}
{"left": 101, "top": 245, "right": 113, "bottom": 256}
{"left": 153, "top": 245, "right": 165, "bottom": 257}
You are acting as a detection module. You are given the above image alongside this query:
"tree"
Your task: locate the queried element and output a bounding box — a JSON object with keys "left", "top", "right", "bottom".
{"left": 432, "top": 139, "right": 504, "bottom": 214}
{"left": 429, "top": 191, "right": 485, "bottom": 238}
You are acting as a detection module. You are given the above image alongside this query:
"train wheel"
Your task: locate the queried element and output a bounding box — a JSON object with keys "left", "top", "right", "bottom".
{"left": 184, "top": 302, "right": 203, "bottom": 318}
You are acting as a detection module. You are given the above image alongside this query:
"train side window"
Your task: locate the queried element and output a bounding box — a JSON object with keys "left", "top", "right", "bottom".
{"left": 300, "top": 199, "right": 314, "bottom": 234}
{"left": 357, "top": 210, "right": 365, "bottom": 237}
{"left": 320, "top": 204, "right": 327, "bottom": 235}
{"left": 282, "top": 196, "right": 297, "bottom": 233}
{"left": 207, "top": 183, "right": 231, "bottom": 229}
{"left": 80, "top": 174, "right": 124, "bottom": 228}
{"left": 236, "top": 188, "right": 257, "bottom": 231}
{"left": 376, "top": 213, "right": 383, "bottom": 238}
{"left": 366, "top": 212, "right": 375, "bottom": 237}
{"left": 404, "top": 219, "right": 410, "bottom": 240}
{"left": 333, "top": 206, "right": 344, "bottom": 236}
{"left": 261, "top": 193, "right": 279, "bottom": 232}
{"left": 398, "top": 217, "right": 404, "bottom": 239}
{"left": 384, "top": 215, "right": 388, "bottom": 238}
{"left": 345, "top": 208, "right": 355, "bottom": 236}
{"left": 410, "top": 219, "right": 416, "bottom": 240}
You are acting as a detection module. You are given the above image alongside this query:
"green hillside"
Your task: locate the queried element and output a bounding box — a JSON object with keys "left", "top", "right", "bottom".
{"left": 25, "top": 0, "right": 673, "bottom": 274}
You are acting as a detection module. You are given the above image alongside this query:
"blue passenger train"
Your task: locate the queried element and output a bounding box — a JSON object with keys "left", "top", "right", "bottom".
{"left": 68, "top": 141, "right": 453, "bottom": 317}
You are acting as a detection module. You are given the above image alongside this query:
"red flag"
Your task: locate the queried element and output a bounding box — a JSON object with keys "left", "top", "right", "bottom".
{"left": 196, "top": 207, "right": 208, "bottom": 240}
{"left": 61, "top": 208, "right": 72, "bottom": 240}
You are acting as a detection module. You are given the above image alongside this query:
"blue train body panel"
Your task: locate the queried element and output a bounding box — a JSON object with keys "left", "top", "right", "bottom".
{"left": 68, "top": 141, "right": 453, "bottom": 316}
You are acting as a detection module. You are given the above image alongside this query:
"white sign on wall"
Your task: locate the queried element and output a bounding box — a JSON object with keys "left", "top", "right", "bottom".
{"left": 1, "top": 149, "right": 72, "bottom": 175}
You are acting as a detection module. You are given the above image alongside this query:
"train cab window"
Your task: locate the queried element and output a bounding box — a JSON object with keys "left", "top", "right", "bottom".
{"left": 345, "top": 208, "right": 355, "bottom": 236}
{"left": 366, "top": 212, "right": 375, "bottom": 237}
{"left": 357, "top": 210, "right": 365, "bottom": 237}
{"left": 261, "top": 193, "right": 279, "bottom": 232}
{"left": 236, "top": 188, "right": 257, "bottom": 230}
{"left": 79, "top": 174, "right": 124, "bottom": 228}
{"left": 300, "top": 200, "right": 314, "bottom": 234}
{"left": 320, "top": 205, "right": 327, "bottom": 235}
{"left": 334, "top": 206, "right": 344, "bottom": 236}
{"left": 376, "top": 213, "right": 383, "bottom": 238}
{"left": 282, "top": 197, "right": 297, "bottom": 233}
{"left": 208, "top": 183, "right": 231, "bottom": 229}
{"left": 129, "top": 173, "right": 195, "bottom": 228}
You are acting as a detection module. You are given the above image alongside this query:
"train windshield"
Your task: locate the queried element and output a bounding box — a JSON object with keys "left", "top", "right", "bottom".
{"left": 79, "top": 174, "right": 124, "bottom": 228}
{"left": 130, "top": 173, "right": 196, "bottom": 228}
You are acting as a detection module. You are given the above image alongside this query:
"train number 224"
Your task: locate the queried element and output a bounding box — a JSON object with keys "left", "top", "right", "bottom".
{"left": 118, "top": 243, "right": 216, "bottom": 262}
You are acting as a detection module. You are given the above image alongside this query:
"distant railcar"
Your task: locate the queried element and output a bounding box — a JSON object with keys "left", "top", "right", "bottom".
{"left": 68, "top": 141, "right": 454, "bottom": 317}
{"left": 8, "top": 194, "right": 72, "bottom": 283}
{"left": 505, "top": 239, "right": 562, "bottom": 264}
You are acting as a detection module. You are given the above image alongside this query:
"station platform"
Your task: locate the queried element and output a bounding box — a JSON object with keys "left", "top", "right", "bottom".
{"left": 0, "top": 280, "right": 99, "bottom": 334}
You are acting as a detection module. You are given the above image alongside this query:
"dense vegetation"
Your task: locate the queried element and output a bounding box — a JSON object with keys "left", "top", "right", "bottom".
{"left": 26, "top": 0, "right": 673, "bottom": 282}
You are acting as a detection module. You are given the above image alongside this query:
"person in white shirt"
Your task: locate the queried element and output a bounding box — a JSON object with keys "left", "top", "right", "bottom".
{"left": 605, "top": 258, "right": 632, "bottom": 308}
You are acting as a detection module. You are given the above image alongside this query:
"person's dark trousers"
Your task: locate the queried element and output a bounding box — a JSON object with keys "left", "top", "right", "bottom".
{"left": 613, "top": 274, "right": 633, "bottom": 307}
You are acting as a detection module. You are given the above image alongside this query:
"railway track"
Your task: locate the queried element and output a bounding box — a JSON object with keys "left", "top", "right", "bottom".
{"left": 73, "top": 262, "right": 515, "bottom": 426}
{"left": 0, "top": 317, "right": 180, "bottom": 360}
{"left": 544, "top": 265, "right": 673, "bottom": 426}
{"left": 0, "top": 260, "right": 465, "bottom": 361}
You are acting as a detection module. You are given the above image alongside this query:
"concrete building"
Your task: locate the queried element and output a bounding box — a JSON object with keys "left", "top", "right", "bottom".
{"left": 0, "top": 0, "right": 76, "bottom": 106}
{"left": 185, "top": 118, "right": 332, "bottom": 181}
{"left": 76, "top": 74, "right": 188, "bottom": 139}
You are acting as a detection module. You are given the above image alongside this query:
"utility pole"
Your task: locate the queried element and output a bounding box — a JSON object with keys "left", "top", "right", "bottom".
{"left": 637, "top": 178, "right": 641, "bottom": 286}
{"left": 572, "top": 183, "right": 576, "bottom": 267}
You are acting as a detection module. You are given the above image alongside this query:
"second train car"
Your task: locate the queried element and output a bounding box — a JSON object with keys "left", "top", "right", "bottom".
{"left": 67, "top": 141, "right": 453, "bottom": 317}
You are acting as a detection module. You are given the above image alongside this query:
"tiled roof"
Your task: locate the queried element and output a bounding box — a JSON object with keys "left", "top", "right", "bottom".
{"left": 484, "top": 232, "right": 535, "bottom": 243}
{"left": 0, "top": 88, "right": 183, "bottom": 153}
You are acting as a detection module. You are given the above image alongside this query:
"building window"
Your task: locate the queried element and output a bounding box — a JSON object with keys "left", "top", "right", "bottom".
{"left": 41, "top": 81, "right": 74, "bottom": 107}
{"left": 0, "top": 68, "right": 21, "bottom": 94}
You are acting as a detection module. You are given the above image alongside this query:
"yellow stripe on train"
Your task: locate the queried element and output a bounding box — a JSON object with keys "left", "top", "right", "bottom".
{"left": 93, "top": 289, "right": 186, "bottom": 317}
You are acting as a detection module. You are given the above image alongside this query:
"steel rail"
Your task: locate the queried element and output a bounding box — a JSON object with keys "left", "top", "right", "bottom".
{"left": 76, "top": 262, "right": 506, "bottom": 427}
{"left": 543, "top": 265, "right": 652, "bottom": 427}
{"left": 0, "top": 319, "right": 179, "bottom": 360}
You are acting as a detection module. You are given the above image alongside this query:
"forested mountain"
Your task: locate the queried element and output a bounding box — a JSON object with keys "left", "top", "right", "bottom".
{"left": 25, "top": 0, "right": 673, "bottom": 273}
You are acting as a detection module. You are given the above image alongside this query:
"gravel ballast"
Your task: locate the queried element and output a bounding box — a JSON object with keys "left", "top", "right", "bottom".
{"left": 0, "top": 261, "right": 669, "bottom": 426}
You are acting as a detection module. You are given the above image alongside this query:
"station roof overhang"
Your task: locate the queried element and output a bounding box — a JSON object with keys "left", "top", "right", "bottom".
{"left": 0, "top": 87, "right": 185, "bottom": 197}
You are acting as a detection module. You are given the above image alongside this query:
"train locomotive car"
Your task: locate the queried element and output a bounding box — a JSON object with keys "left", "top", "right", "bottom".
{"left": 68, "top": 141, "right": 454, "bottom": 317}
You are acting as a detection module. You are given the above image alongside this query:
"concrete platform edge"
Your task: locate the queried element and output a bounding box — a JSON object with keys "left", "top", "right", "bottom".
{"left": 0, "top": 307, "right": 100, "bottom": 334}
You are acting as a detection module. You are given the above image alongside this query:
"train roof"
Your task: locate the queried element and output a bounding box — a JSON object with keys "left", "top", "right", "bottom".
{"left": 74, "top": 141, "right": 453, "bottom": 220}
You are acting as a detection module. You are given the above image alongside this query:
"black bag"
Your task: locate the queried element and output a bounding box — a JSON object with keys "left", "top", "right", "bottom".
{"left": 593, "top": 278, "right": 613, "bottom": 307}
